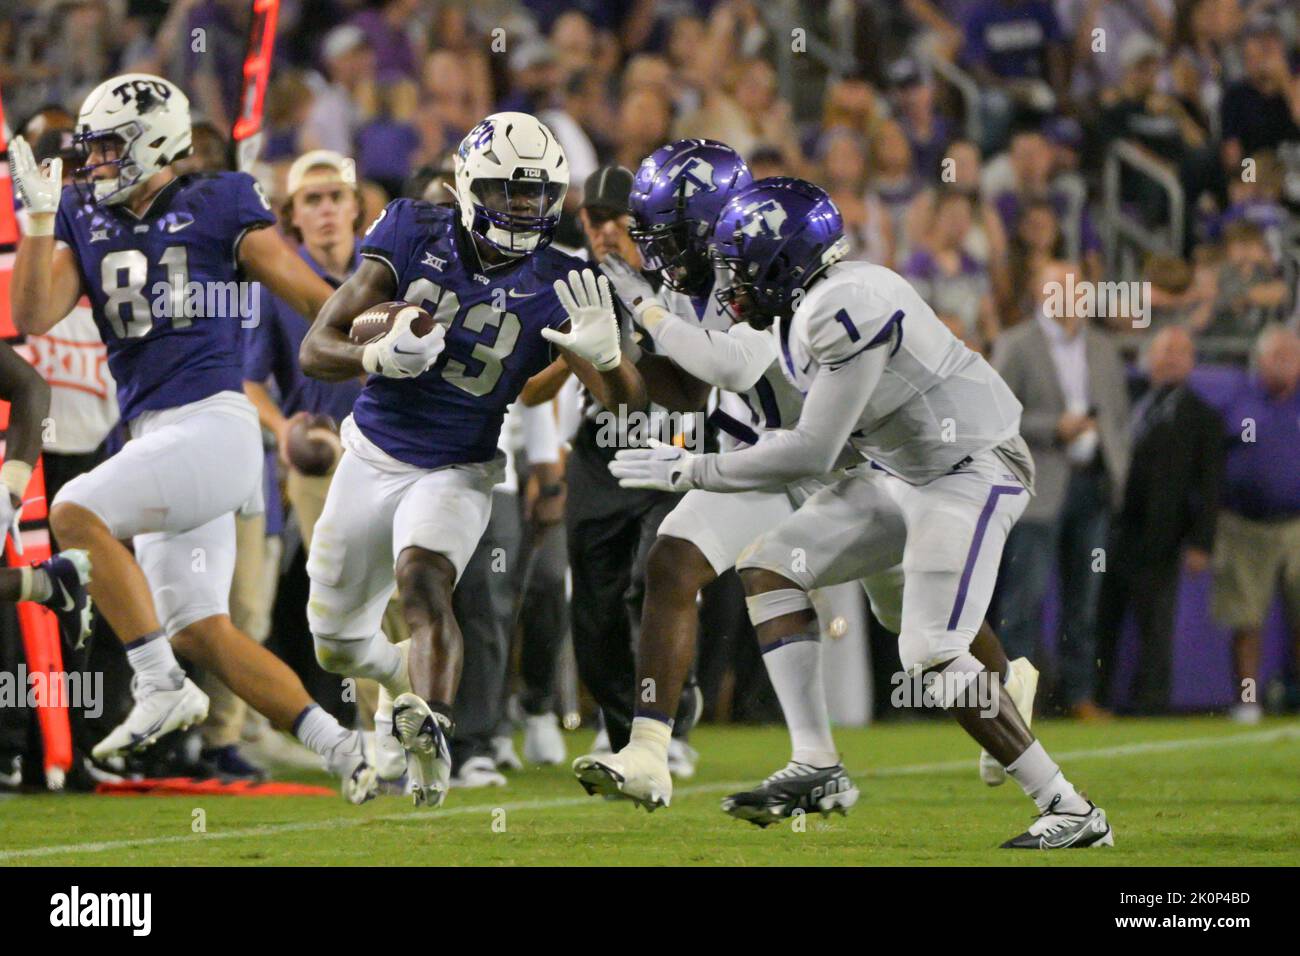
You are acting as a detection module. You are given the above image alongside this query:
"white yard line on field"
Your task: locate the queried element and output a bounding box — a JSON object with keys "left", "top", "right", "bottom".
{"left": 2, "top": 725, "right": 1296, "bottom": 862}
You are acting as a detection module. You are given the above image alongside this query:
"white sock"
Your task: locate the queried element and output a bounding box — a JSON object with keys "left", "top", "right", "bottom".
{"left": 1006, "top": 740, "right": 1089, "bottom": 814}
{"left": 124, "top": 631, "right": 184, "bottom": 691}
{"left": 293, "top": 704, "right": 352, "bottom": 759}
{"left": 628, "top": 716, "right": 671, "bottom": 762}
{"left": 761, "top": 632, "right": 838, "bottom": 767}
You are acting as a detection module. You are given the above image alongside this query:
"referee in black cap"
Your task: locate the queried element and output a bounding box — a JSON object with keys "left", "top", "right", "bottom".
{"left": 566, "top": 166, "right": 702, "bottom": 760}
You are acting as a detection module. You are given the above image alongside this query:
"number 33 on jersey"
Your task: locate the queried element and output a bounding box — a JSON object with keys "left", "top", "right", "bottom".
{"left": 352, "top": 198, "right": 584, "bottom": 470}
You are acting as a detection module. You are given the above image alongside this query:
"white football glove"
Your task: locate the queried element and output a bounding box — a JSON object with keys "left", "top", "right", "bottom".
{"left": 8, "top": 136, "right": 62, "bottom": 229}
{"left": 0, "top": 493, "right": 24, "bottom": 556}
{"left": 608, "top": 439, "right": 698, "bottom": 492}
{"left": 541, "top": 269, "right": 621, "bottom": 371}
{"left": 362, "top": 307, "right": 447, "bottom": 379}
{"left": 600, "top": 254, "right": 668, "bottom": 329}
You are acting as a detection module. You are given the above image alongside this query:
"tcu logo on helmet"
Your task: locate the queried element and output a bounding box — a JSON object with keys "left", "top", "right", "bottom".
{"left": 459, "top": 120, "right": 495, "bottom": 159}
{"left": 664, "top": 157, "right": 716, "bottom": 198}
{"left": 111, "top": 78, "right": 172, "bottom": 111}
{"left": 740, "top": 199, "right": 788, "bottom": 239}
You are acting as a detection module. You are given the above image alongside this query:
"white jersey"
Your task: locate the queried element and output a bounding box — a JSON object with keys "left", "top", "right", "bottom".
{"left": 659, "top": 285, "right": 805, "bottom": 449}
{"left": 774, "top": 261, "right": 1022, "bottom": 483}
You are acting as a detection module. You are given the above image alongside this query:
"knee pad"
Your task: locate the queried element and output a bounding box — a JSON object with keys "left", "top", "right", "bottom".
{"left": 744, "top": 588, "right": 814, "bottom": 627}
{"left": 313, "top": 632, "right": 399, "bottom": 684}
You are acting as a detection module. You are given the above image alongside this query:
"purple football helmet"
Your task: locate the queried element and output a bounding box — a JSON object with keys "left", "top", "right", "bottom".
{"left": 628, "top": 139, "right": 752, "bottom": 297}
{"left": 711, "top": 177, "right": 849, "bottom": 329}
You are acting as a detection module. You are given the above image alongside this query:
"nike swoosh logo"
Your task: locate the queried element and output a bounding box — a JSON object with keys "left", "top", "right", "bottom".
{"left": 166, "top": 220, "right": 193, "bottom": 233}
{"left": 129, "top": 715, "right": 168, "bottom": 744}
{"left": 508, "top": 290, "right": 538, "bottom": 299}
{"left": 56, "top": 582, "right": 75, "bottom": 612}
{"left": 392, "top": 346, "right": 422, "bottom": 356}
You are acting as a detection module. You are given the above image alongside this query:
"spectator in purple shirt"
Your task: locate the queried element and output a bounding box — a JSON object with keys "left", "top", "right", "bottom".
{"left": 349, "top": 0, "right": 421, "bottom": 86}
{"left": 960, "top": 0, "right": 1068, "bottom": 152}
{"left": 1199, "top": 326, "right": 1300, "bottom": 723}
{"left": 902, "top": 190, "right": 997, "bottom": 349}
{"left": 887, "top": 57, "right": 954, "bottom": 181}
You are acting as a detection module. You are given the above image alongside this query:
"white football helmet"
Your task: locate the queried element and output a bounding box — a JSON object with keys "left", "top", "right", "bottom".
{"left": 74, "top": 73, "right": 191, "bottom": 206}
{"left": 453, "top": 112, "right": 568, "bottom": 257}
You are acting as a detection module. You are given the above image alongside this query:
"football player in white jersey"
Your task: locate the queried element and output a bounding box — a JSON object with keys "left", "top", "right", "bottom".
{"left": 612, "top": 178, "right": 1112, "bottom": 849}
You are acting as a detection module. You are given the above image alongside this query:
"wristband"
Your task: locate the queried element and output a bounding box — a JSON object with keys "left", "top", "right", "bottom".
{"left": 1, "top": 460, "right": 33, "bottom": 500}
{"left": 24, "top": 213, "right": 55, "bottom": 237}
{"left": 637, "top": 302, "right": 670, "bottom": 333}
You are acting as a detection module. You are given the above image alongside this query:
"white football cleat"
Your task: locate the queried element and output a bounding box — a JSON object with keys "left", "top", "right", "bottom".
{"left": 667, "top": 737, "right": 698, "bottom": 779}
{"left": 373, "top": 685, "right": 408, "bottom": 781}
{"left": 451, "top": 755, "right": 507, "bottom": 788}
{"left": 392, "top": 692, "right": 452, "bottom": 809}
{"left": 981, "top": 657, "right": 1039, "bottom": 786}
{"left": 92, "top": 676, "right": 209, "bottom": 760}
{"left": 589, "top": 726, "right": 611, "bottom": 754}
{"left": 1001, "top": 799, "right": 1114, "bottom": 849}
{"left": 523, "top": 712, "right": 566, "bottom": 765}
{"left": 573, "top": 745, "right": 672, "bottom": 812}
{"left": 326, "top": 731, "right": 379, "bottom": 805}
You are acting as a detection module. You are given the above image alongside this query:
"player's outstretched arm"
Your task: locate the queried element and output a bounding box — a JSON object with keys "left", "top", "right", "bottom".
{"left": 239, "top": 226, "right": 336, "bottom": 324}
{"left": 298, "top": 258, "right": 396, "bottom": 381}
{"left": 559, "top": 348, "right": 647, "bottom": 413}
{"left": 543, "top": 269, "right": 647, "bottom": 412}
{"left": 634, "top": 351, "right": 711, "bottom": 412}
{"left": 611, "top": 348, "right": 884, "bottom": 494}
{"left": 602, "top": 253, "right": 775, "bottom": 393}
{"left": 9, "top": 138, "right": 82, "bottom": 335}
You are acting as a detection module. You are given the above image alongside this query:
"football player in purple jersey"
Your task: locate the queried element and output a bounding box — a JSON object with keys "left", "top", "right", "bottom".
{"left": 299, "top": 111, "right": 645, "bottom": 808}
{"left": 10, "top": 73, "right": 381, "bottom": 802}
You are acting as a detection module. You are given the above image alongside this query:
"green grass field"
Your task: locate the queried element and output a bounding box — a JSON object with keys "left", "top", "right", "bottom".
{"left": 3, "top": 717, "right": 1298, "bottom": 866}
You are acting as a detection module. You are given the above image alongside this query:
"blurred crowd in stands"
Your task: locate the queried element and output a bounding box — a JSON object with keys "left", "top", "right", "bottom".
{"left": 1, "top": 0, "right": 1299, "bottom": 789}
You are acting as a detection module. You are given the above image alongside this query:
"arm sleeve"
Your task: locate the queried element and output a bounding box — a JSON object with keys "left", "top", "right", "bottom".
{"left": 690, "top": 347, "right": 885, "bottom": 492}
{"left": 647, "top": 317, "right": 777, "bottom": 392}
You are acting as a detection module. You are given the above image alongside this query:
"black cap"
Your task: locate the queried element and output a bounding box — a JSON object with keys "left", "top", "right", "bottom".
{"left": 33, "top": 127, "right": 78, "bottom": 165}
{"left": 582, "top": 165, "right": 634, "bottom": 214}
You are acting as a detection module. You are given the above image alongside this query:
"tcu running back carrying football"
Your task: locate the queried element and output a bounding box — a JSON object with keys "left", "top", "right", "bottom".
{"left": 299, "top": 112, "right": 645, "bottom": 809}
{"left": 8, "top": 73, "right": 381, "bottom": 802}
{"left": 611, "top": 178, "right": 1113, "bottom": 849}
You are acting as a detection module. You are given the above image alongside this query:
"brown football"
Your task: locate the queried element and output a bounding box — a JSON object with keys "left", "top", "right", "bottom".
{"left": 286, "top": 413, "right": 341, "bottom": 477}
{"left": 348, "top": 301, "right": 437, "bottom": 344}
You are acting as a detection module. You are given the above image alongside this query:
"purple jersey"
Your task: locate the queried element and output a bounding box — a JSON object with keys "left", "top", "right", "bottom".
{"left": 354, "top": 199, "right": 577, "bottom": 469}
{"left": 55, "top": 171, "right": 276, "bottom": 421}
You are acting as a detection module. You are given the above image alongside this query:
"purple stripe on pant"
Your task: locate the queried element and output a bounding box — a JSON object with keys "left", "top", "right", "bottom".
{"left": 947, "top": 484, "right": 1025, "bottom": 631}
